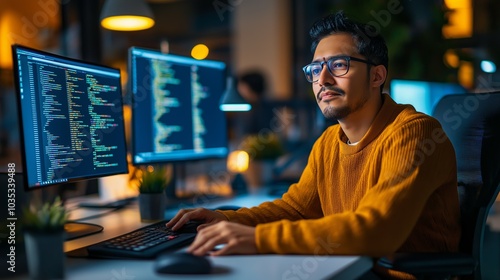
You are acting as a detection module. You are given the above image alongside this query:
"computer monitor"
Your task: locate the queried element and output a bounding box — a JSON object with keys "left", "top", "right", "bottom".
{"left": 128, "top": 47, "right": 228, "bottom": 167}
{"left": 390, "top": 79, "right": 466, "bottom": 115}
{"left": 12, "top": 44, "right": 129, "bottom": 239}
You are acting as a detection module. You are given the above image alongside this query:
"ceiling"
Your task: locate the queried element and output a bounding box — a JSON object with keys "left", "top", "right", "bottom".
{"left": 101, "top": 0, "right": 232, "bottom": 64}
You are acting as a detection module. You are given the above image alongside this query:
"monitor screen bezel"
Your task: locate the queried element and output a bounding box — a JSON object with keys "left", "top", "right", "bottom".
{"left": 128, "top": 46, "right": 229, "bottom": 166}
{"left": 12, "top": 44, "right": 129, "bottom": 191}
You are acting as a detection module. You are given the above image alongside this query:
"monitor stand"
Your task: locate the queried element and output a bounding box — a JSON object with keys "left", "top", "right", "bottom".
{"left": 69, "top": 197, "right": 137, "bottom": 240}
{"left": 64, "top": 221, "right": 103, "bottom": 241}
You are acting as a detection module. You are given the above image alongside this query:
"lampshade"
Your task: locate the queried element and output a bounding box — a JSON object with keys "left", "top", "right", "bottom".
{"left": 219, "top": 77, "right": 252, "bottom": 112}
{"left": 100, "top": 0, "right": 155, "bottom": 31}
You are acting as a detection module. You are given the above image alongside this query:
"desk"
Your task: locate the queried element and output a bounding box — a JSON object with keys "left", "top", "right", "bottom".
{"left": 19, "top": 191, "right": 374, "bottom": 279}
{"left": 65, "top": 254, "right": 372, "bottom": 280}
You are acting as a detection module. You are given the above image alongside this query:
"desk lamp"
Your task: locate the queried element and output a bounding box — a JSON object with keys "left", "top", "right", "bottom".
{"left": 227, "top": 150, "right": 249, "bottom": 194}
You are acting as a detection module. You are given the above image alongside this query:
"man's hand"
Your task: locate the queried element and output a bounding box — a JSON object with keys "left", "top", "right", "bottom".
{"left": 166, "top": 208, "right": 228, "bottom": 231}
{"left": 187, "top": 221, "right": 257, "bottom": 256}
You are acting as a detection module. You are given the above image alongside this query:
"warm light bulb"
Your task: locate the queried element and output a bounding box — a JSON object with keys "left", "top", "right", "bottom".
{"left": 101, "top": 16, "right": 154, "bottom": 31}
{"left": 227, "top": 150, "right": 249, "bottom": 173}
{"left": 191, "top": 44, "right": 209, "bottom": 60}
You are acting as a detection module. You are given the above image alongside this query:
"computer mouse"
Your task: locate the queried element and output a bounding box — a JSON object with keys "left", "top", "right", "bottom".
{"left": 154, "top": 252, "right": 212, "bottom": 274}
{"left": 214, "top": 205, "right": 241, "bottom": 211}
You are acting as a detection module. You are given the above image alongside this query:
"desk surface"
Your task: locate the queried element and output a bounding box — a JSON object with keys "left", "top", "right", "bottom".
{"left": 66, "top": 254, "right": 372, "bottom": 280}
{"left": 23, "top": 191, "right": 373, "bottom": 279}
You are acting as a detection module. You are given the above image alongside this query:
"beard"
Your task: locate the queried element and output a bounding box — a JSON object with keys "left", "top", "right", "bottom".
{"left": 322, "top": 105, "right": 350, "bottom": 120}
{"left": 321, "top": 93, "right": 370, "bottom": 120}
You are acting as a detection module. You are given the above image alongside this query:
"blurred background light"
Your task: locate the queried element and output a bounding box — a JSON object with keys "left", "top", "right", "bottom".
{"left": 191, "top": 44, "right": 209, "bottom": 60}
{"left": 227, "top": 150, "right": 249, "bottom": 173}
{"left": 481, "top": 60, "right": 496, "bottom": 73}
{"left": 442, "top": 0, "right": 472, "bottom": 38}
{"left": 444, "top": 50, "right": 460, "bottom": 68}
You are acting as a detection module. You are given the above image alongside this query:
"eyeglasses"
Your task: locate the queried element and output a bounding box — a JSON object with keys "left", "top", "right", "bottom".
{"left": 302, "top": 56, "right": 376, "bottom": 83}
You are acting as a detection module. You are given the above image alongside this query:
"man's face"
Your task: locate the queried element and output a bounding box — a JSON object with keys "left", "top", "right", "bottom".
{"left": 311, "top": 33, "right": 372, "bottom": 120}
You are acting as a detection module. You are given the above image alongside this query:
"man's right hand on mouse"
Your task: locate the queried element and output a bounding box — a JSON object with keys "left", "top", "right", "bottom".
{"left": 166, "top": 208, "right": 228, "bottom": 231}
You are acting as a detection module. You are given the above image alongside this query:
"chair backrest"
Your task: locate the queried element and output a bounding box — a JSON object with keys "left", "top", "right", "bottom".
{"left": 432, "top": 92, "right": 500, "bottom": 271}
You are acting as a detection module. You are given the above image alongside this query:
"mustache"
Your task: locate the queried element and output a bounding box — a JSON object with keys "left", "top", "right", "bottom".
{"left": 317, "top": 86, "right": 345, "bottom": 101}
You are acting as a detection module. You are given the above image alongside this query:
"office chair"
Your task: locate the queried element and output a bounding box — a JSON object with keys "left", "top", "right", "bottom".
{"left": 377, "top": 92, "right": 500, "bottom": 279}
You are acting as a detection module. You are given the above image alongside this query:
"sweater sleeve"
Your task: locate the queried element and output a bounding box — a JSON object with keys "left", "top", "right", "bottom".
{"left": 255, "top": 117, "right": 457, "bottom": 257}
{"left": 219, "top": 140, "right": 325, "bottom": 226}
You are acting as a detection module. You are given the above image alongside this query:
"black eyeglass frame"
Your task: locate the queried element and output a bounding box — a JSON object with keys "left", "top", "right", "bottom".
{"left": 302, "top": 56, "right": 377, "bottom": 83}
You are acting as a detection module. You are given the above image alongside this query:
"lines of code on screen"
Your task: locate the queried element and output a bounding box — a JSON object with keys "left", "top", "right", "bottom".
{"left": 130, "top": 48, "right": 228, "bottom": 165}
{"left": 14, "top": 47, "right": 128, "bottom": 188}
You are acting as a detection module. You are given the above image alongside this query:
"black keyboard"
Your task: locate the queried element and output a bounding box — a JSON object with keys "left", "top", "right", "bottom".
{"left": 86, "top": 220, "right": 199, "bottom": 259}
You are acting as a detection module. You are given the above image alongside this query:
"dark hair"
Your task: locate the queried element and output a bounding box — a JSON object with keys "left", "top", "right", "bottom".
{"left": 238, "top": 71, "right": 267, "bottom": 97}
{"left": 309, "top": 11, "right": 388, "bottom": 92}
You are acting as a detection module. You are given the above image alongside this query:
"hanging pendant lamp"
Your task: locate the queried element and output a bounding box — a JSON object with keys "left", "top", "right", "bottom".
{"left": 100, "top": 0, "right": 155, "bottom": 31}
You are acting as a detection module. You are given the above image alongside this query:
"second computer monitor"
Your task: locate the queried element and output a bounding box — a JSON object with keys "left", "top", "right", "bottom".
{"left": 128, "top": 47, "right": 228, "bottom": 165}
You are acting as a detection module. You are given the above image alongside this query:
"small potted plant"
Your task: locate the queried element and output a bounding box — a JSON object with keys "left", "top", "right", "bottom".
{"left": 138, "top": 165, "right": 171, "bottom": 222}
{"left": 22, "top": 196, "right": 68, "bottom": 280}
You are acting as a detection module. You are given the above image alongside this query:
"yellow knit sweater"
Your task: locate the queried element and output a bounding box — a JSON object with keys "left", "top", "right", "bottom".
{"left": 222, "top": 94, "right": 460, "bottom": 259}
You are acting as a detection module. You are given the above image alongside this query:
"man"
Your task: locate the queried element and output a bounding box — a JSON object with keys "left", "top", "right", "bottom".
{"left": 167, "top": 11, "right": 460, "bottom": 278}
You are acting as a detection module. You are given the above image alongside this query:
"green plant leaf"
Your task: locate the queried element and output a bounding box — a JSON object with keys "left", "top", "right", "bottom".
{"left": 138, "top": 165, "right": 171, "bottom": 194}
{"left": 22, "top": 196, "right": 67, "bottom": 232}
